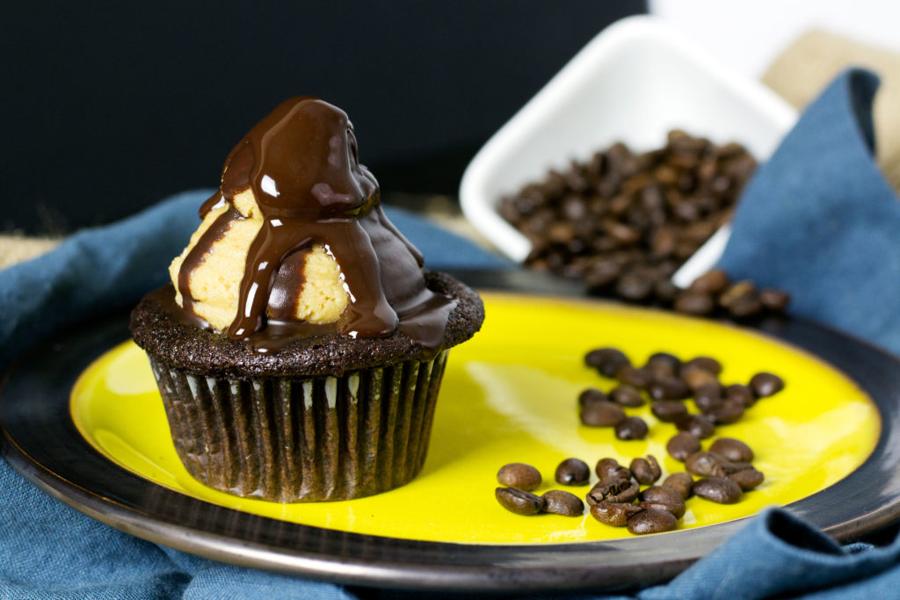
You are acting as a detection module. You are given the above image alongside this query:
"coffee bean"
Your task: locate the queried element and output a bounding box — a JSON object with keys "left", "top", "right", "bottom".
{"left": 709, "top": 438, "right": 754, "bottom": 463}
{"left": 585, "top": 347, "right": 630, "bottom": 377}
{"left": 654, "top": 278, "right": 680, "bottom": 303}
{"left": 615, "top": 365, "right": 652, "bottom": 389}
{"left": 587, "top": 477, "right": 639, "bottom": 505}
{"left": 555, "top": 458, "right": 591, "bottom": 486}
{"left": 759, "top": 289, "right": 790, "bottom": 312}
{"left": 615, "top": 416, "right": 649, "bottom": 440}
{"left": 662, "top": 472, "right": 694, "bottom": 499}
{"left": 667, "top": 432, "right": 701, "bottom": 462}
{"left": 749, "top": 372, "right": 785, "bottom": 397}
{"left": 708, "top": 398, "right": 745, "bottom": 424}
{"left": 497, "top": 463, "right": 542, "bottom": 491}
{"left": 629, "top": 455, "right": 662, "bottom": 485}
{"left": 580, "top": 401, "right": 626, "bottom": 427}
{"left": 615, "top": 272, "right": 655, "bottom": 301}
{"left": 689, "top": 270, "right": 730, "bottom": 295}
{"left": 693, "top": 476, "right": 742, "bottom": 504}
{"left": 685, "top": 451, "right": 749, "bottom": 477}
{"left": 610, "top": 384, "right": 645, "bottom": 407}
{"left": 694, "top": 383, "right": 723, "bottom": 413}
{"left": 640, "top": 485, "right": 686, "bottom": 518}
{"left": 725, "top": 384, "right": 755, "bottom": 407}
{"left": 578, "top": 387, "right": 608, "bottom": 407}
{"left": 674, "top": 291, "right": 715, "bottom": 315}
{"left": 495, "top": 487, "right": 545, "bottom": 515}
{"left": 721, "top": 281, "right": 763, "bottom": 318}
{"left": 685, "top": 356, "right": 722, "bottom": 375}
{"left": 675, "top": 414, "right": 715, "bottom": 439}
{"left": 728, "top": 467, "right": 765, "bottom": 491}
{"left": 590, "top": 501, "right": 642, "bottom": 527}
{"left": 595, "top": 457, "right": 623, "bottom": 480}
{"left": 681, "top": 363, "right": 719, "bottom": 391}
{"left": 648, "top": 375, "right": 690, "bottom": 401}
{"left": 652, "top": 400, "right": 689, "bottom": 422}
{"left": 646, "top": 352, "right": 681, "bottom": 377}
{"left": 627, "top": 508, "right": 678, "bottom": 534}
{"left": 542, "top": 490, "right": 585, "bottom": 516}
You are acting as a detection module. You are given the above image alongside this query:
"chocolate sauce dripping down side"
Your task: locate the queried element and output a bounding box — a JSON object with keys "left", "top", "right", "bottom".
{"left": 176, "top": 97, "right": 454, "bottom": 350}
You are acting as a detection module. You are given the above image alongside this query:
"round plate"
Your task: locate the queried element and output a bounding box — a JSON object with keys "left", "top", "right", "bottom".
{"left": 3, "top": 270, "right": 900, "bottom": 593}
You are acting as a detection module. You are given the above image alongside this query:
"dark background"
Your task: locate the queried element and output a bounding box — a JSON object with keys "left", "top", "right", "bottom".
{"left": 0, "top": 1, "right": 644, "bottom": 234}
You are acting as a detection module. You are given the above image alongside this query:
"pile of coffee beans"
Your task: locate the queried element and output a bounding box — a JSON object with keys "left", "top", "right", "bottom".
{"left": 498, "top": 131, "right": 790, "bottom": 318}
{"left": 493, "top": 346, "right": 783, "bottom": 535}
{"left": 581, "top": 347, "right": 784, "bottom": 441}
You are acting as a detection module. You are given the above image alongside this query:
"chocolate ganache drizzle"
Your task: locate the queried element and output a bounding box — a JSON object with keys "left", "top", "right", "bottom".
{"left": 176, "top": 97, "right": 455, "bottom": 351}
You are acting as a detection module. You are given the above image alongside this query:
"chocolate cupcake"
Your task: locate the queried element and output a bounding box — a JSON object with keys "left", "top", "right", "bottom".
{"left": 130, "top": 98, "right": 484, "bottom": 502}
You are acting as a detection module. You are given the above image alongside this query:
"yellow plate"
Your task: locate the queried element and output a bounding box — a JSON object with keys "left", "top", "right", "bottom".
{"left": 70, "top": 292, "right": 879, "bottom": 545}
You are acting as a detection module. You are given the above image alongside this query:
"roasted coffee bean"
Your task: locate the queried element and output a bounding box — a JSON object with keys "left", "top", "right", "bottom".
{"left": 587, "top": 477, "right": 640, "bottom": 505}
{"left": 709, "top": 438, "right": 754, "bottom": 463}
{"left": 689, "top": 270, "right": 730, "bottom": 295}
{"left": 646, "top": 352, "right": 682, "bottom": 377}
{"left": 590, "top": 501, "right": 642, "bottom": 527}
{"left": 648, "top": 376, "right": 690, "bottom": 401}
{"left": 542, "top": 490, "right": 585, "bottom": 516}
{"left": 652, "top": 400, "right": 689, "bottom": 423}
{"left": 580, "top": 401, "right": 626, "bottom": 427}
{"left": 616, "top": 272, "right": 655, "bottom": 301}
{"left": 555, "top": 458, "right": 591, "bottom": 486}
{"left": 640, "top": 485, "right": 686, "bottom": 518}
{"left": 750, "top": 372, "right": 785, "bottom": 398}
{"left": 681, "top": 363, "right": 719, "bottom": 391}
{"left": 595, "top": 457, "right": 623, "bottom": 480}
{"left": 662, "top": 472, "right": 694, "bottom": 499}
{"left": 728, "top": 467, "right": 765, "bottom": 491}
{"left": 759, "top": 289, "right": 791, "bottom": 312}
{"left": 675, "top": 414, "right": 715, "bottom": 439}
{"left": 615, "top": 416, "right": 649, "bottom": 440}
{"left": 654, "top": 278, "right": 680, "bottom": 303}
{"left": 610, "top": 384, "right": 646, "bottom": 407}
{"left": 615, "top": 365, "right": 652, "bottom": 389}
{"left": 578, "top": 387, "right": 608, "bottom": 407}
{"left": 667, "top": 432, "right": 701, "bottom": 462}
{"left": 685, "top": 356, "right": 723, "bottom": 375}
{"left": 627, "top": 508, "right": 678, "bottom": 534}
{"left": 497, "top": 463, "right": 542, "bottom": 491}
{"left": 685, "top": 451, "right": 749, "bottom": 477}
{"left": 721, "top": 281, "right": 763, "bottom": 318}
{"left": 693, "top": 477, "right": 743, "bottom": 504}
{"left": 629, "top": 455, "right": 662, "bottom": 485}
{"left": 708, "top": 398, "right": 745, "bottom": 424}
{"left": 725, "top": 384, "right": 755, "bottom": 408}
{"left": 585, "top": 347, "right": 630, "bottom": 377}
{"left": 495, "top": 487, "right": 545, "bottom": 515}
{"left": 693, "top": 383, "right": 723, "bottom": 413}
{"left": 674, "top": 291, "right": 715, "bottom": 316}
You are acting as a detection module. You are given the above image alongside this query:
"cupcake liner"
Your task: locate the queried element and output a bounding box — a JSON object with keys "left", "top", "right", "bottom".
{"left": 148, "top": 351, "right": 449, "bottom": 502}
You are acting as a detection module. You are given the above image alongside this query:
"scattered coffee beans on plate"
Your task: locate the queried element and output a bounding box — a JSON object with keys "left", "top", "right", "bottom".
{"left": 494, "top": 346, "right": 778, "bottom": 533}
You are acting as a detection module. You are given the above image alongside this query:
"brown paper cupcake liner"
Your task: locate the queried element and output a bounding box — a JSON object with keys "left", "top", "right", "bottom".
{"left": 148, "top": 351, "right": 449, "bottom": 502}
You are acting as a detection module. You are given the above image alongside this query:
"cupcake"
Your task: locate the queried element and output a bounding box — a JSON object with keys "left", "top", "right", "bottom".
{"left": 130, "top": 98, "right": 484, "bottom": 502}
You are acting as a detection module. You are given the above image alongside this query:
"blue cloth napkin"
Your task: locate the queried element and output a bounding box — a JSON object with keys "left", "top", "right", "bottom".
{"left": 3, "top": 67, "right": 900, "bottom": 599}
{"left": 720, "top": 68, "right": 900, "bottom": 356}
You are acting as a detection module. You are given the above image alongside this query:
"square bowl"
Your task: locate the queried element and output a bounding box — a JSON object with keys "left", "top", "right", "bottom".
{"left": 460, "top": 15, "right": 797, "bottom": 276}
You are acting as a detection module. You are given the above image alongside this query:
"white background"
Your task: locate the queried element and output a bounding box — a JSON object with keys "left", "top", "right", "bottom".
{"left": 650, "top": 0, "right": 900, "bottom": 76}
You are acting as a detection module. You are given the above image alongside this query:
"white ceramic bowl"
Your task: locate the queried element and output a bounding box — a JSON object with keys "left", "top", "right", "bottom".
{"left": 459, "top": 15, "right": 797, "bottom": 285}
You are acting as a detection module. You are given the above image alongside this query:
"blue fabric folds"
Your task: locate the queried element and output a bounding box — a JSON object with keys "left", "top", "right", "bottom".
{"left": 719, "top": 68, "right": 900, "bottom": 355}
{"left": 2, "top": 67, "right": 900, "bottom": 598}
